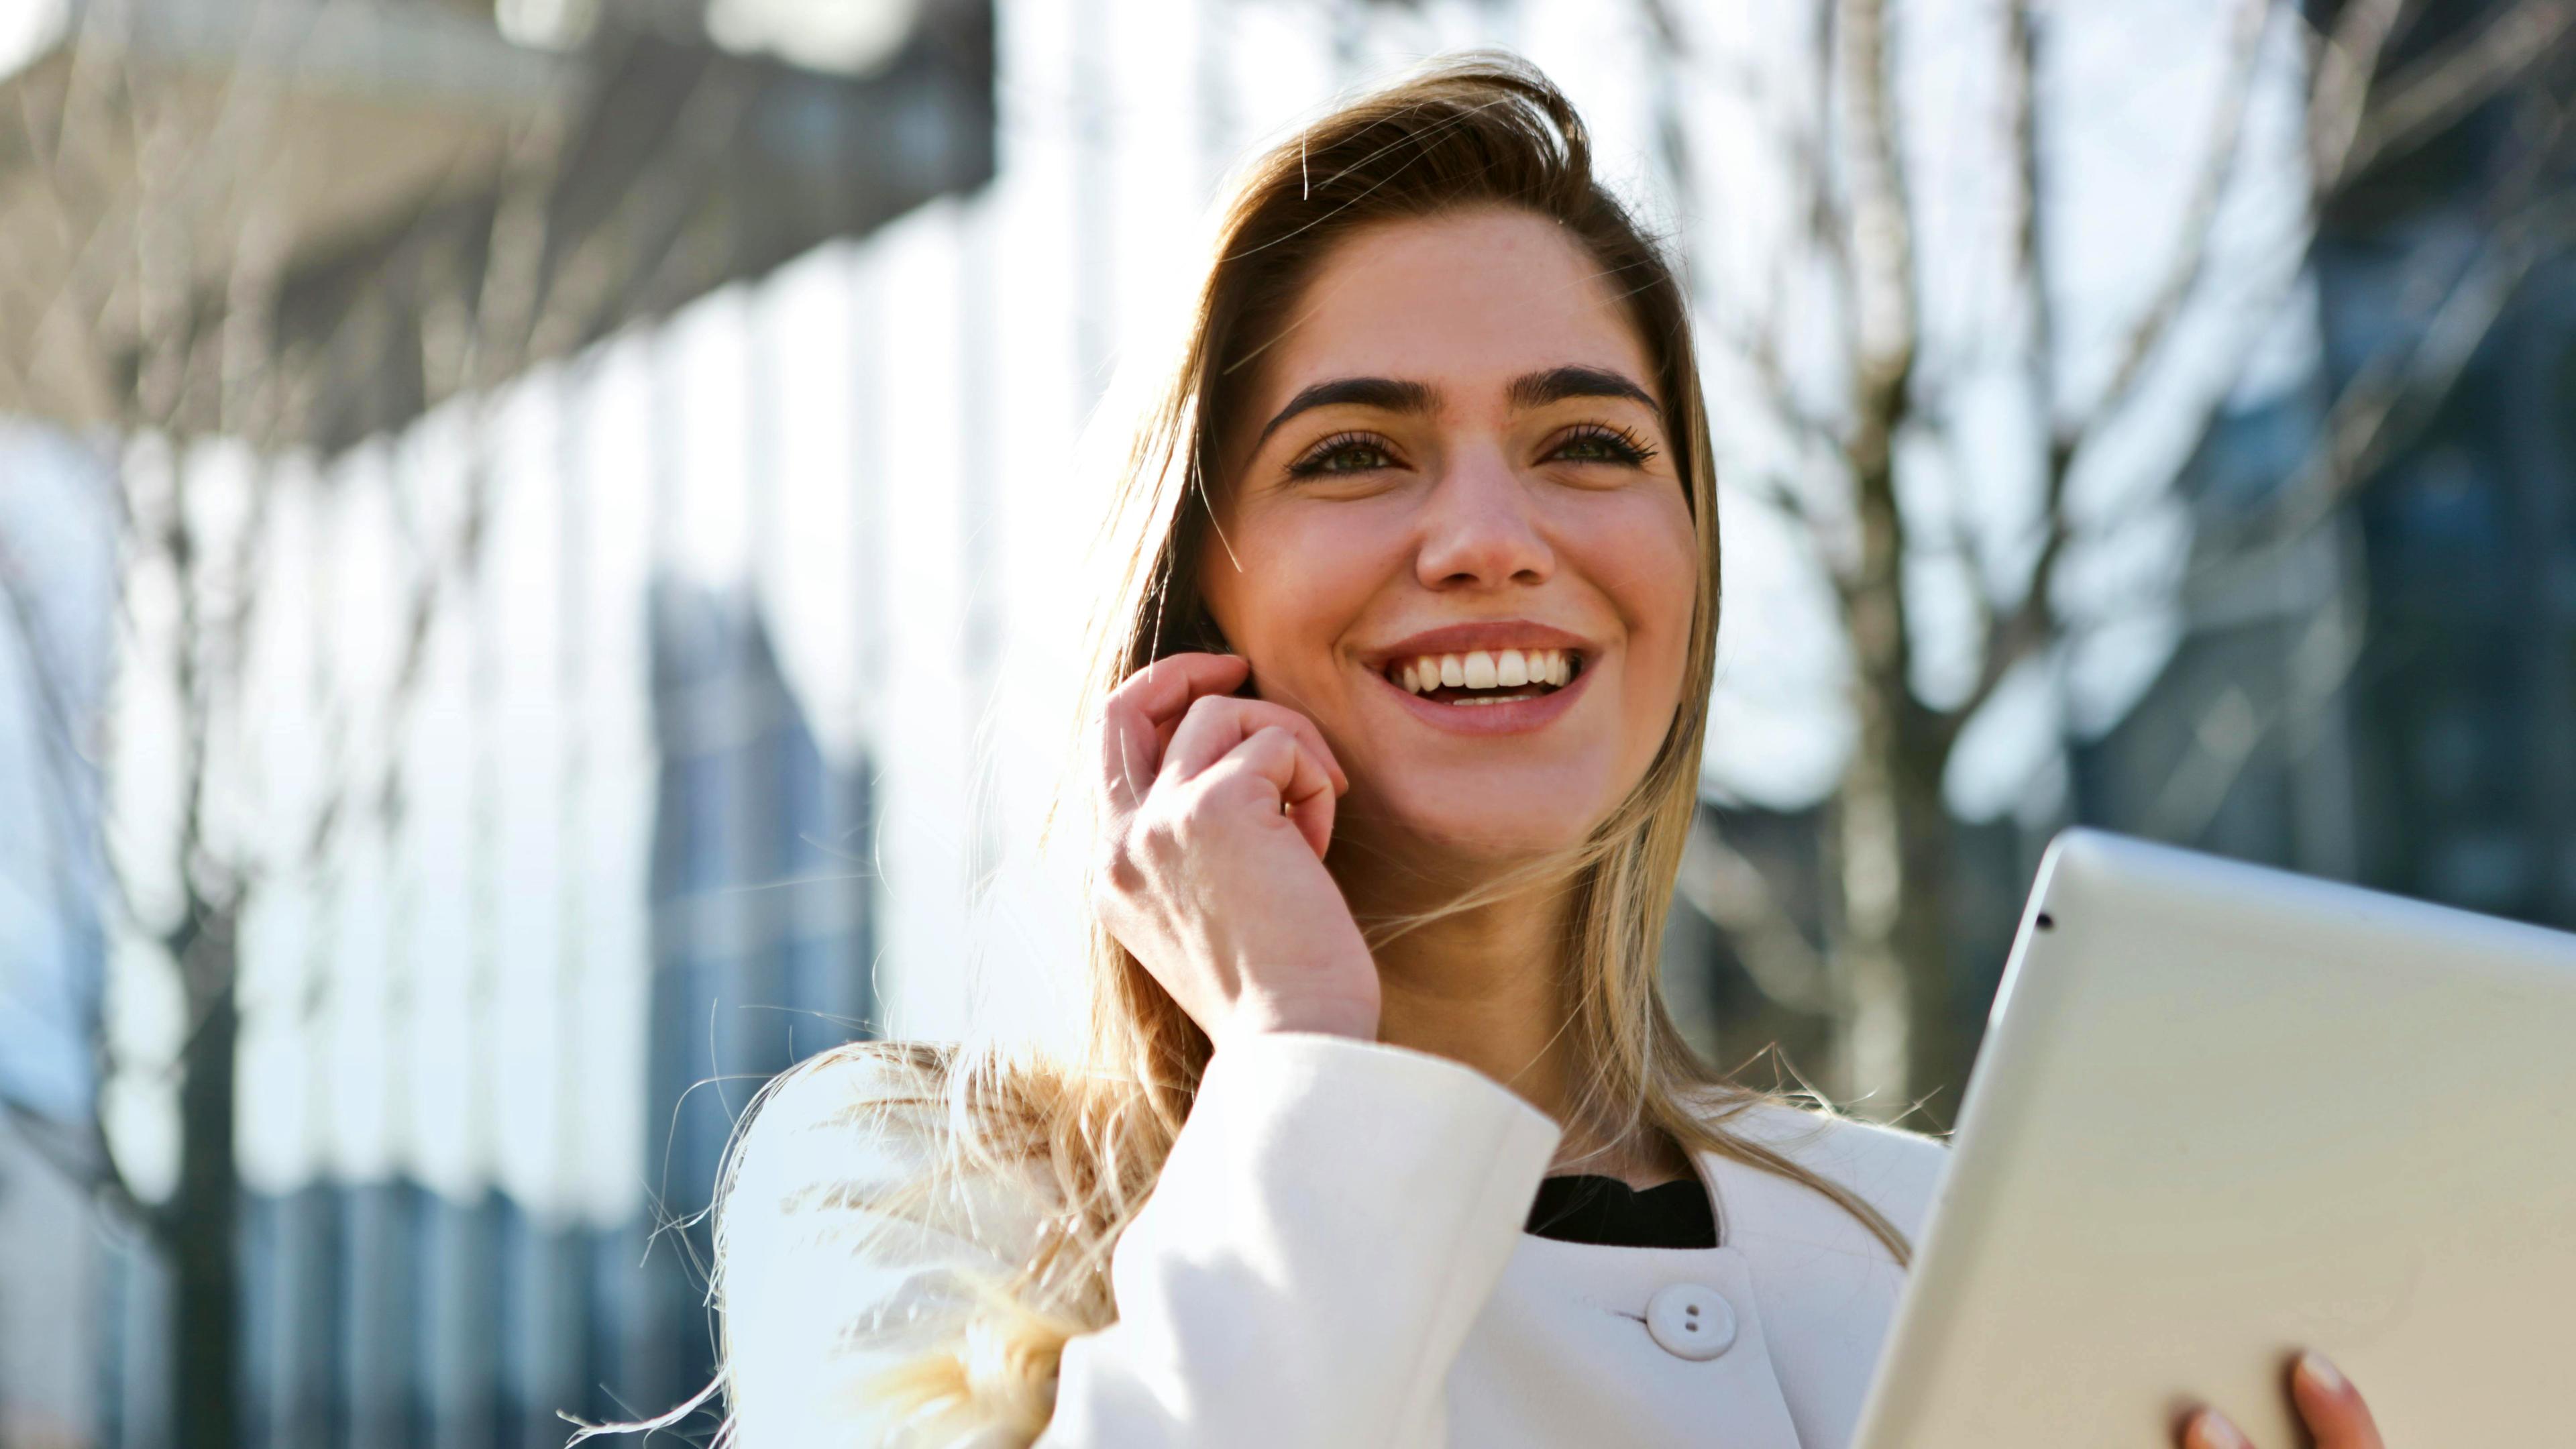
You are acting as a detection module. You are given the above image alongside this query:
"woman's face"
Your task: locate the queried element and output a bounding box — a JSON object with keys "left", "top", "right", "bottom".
{"left": 1201, "top": 205, "right": 1699, "bottom": 877}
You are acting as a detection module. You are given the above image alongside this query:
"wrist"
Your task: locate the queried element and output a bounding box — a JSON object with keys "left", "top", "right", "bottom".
{"left": 1219, "top": 990, "right": 1380, "bottom": 1046}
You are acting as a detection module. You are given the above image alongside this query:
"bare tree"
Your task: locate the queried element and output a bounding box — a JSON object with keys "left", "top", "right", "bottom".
{"left": 1669, "top": 0, "right": 2574, "bottom": 1125}
{"left": 0, "top": 0, "right": 985, "bottom": 1432}
{"left": 0, "top": 6, "right": 762, "bottom": 1443}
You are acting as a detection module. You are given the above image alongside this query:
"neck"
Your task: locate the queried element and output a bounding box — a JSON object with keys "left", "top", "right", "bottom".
{"left": 1368, "top": 883, "right": 1579, "bottom": 1119}
{"left": 1340, "top": 859, "right": 1690, "bottom": 1189}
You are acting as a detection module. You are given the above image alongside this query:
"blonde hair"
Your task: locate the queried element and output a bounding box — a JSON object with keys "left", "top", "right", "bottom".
{"left": 709, "top": 52, "right": 1914, "bottom": 1449}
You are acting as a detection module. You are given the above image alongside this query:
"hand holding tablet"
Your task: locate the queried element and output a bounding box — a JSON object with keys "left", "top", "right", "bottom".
{"left": 2182, "top": 1350, "right": 2383, "bottom": 1449}
{"left": 1851, "top": 830, "right": 2576, "bottom": 1448}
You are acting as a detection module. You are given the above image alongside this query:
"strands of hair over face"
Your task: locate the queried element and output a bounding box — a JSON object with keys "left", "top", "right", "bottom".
{"left": 702, "top": 52, "right": 1917, "bottom": 1449}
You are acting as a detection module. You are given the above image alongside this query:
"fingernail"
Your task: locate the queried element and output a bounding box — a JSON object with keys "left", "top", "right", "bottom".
{"left": 2196, "top": 1411, "right": 2251, "bottom": 1449}
{"left": 2296, "top": 1350, "right": 2347, "bottom": 1396}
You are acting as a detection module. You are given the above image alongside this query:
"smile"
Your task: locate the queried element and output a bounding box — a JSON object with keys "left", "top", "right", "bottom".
{"left": 1383, "top": 648, "right": 1583, "bottom": 706}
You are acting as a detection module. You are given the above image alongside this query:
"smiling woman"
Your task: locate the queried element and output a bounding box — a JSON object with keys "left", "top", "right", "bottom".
{"left": 1199, "top": 205, "right": 1698, "bottom": 870}
{"left": 704, "top": 52, "right": 2376, "bottom": 1449}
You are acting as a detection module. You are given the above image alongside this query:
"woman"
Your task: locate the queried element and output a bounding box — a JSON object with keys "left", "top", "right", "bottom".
{"left": 713, "top": 56, "right": 2387, "bottom": 1449}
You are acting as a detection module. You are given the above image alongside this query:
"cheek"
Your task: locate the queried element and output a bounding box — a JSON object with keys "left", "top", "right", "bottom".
{"left": 1209, "top": 500, "right": 1402, "bottom": 672}
{"left": 1579, "top": 494, "right": 1701, "bottom": 732}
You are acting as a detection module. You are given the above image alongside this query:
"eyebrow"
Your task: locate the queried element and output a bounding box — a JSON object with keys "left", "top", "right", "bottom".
{"left": 1250, "top": 376, "right": 1436, "bottom": 452}
{"left": 1250, "top": 365, "right": 1660, "bottom": 453}
{"left": 1507, "top": 364, "right": 1659, "bottom": 413}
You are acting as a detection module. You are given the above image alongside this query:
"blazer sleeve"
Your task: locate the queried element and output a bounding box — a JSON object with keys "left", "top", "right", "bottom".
{"left": 717, "top": 1034, "right": 1563, "bottom": 1449}
{"left": 1038, "top": 1033, "right": 1563, "bottom": 1448}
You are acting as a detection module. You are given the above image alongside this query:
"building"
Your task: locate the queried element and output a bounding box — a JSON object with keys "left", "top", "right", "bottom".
{"left": 0, "top": 0, "right": 990, "bottom": 1442}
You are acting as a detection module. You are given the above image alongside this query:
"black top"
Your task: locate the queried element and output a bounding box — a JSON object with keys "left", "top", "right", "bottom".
{"left": 1524, "top": 1173, "right": 1719, "bottom": 1249}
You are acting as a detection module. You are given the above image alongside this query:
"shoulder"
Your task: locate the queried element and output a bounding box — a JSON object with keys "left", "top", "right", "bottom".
{"left": 737, "top": 1042, "right": 956, "bottom": 1163}
{"left": 724, "top": 1042, "right": 955, "bottom": 1221}
{"left": 1699, "top": 1095, "right": 1951, "bottom": 1246}
{"left": 718, "top": 1044, "right": 1059, "bottom": 1438}
{"left": 720, "top": 1041, "right": 1057, "bottom": 1291}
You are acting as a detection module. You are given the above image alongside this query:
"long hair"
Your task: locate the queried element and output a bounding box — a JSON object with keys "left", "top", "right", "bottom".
{"left": 710, "top": 52, "right": 1915, "bottom": 1448}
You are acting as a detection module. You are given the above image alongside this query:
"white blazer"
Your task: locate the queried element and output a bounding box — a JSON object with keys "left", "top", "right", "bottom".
{"left": 720, "top": 1033, "right": 1950, "bottom": 1448}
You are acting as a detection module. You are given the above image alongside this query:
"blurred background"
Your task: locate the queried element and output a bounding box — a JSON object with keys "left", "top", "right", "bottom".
{"left": 0, "top": 0, "right": 2567, "bottom": 1444}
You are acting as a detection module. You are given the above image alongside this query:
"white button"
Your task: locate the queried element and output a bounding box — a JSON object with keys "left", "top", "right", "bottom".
{"left": 1645, "top": 1283, "right": 1737, "bottom": 1361}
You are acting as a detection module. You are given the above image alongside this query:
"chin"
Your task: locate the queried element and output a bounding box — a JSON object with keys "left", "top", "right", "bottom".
{"left": 1348, "top": 785, "right": 1609, "bottom": 875}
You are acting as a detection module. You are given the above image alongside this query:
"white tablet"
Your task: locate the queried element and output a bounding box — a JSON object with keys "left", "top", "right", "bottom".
{"left": 1849, "top": 828, "right": 2576, "bottom": 1448}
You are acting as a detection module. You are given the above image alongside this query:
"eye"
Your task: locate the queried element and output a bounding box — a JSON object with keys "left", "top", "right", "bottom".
{"left": 1548, "top": 423, "right": 1656, "bottom": 467}
{"left": 1287, "top": 431, "right": 1401, "bottom": 478}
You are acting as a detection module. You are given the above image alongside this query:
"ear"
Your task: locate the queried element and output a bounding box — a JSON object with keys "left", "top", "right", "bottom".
{"left": 1194, "top": 604, "right": 1234, "bottom": 657}
{"left": 1189, "top": 607, "right": 1260, "bottom": 697}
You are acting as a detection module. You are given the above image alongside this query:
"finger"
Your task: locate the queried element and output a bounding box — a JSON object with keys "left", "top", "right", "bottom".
{"left": 1116, "top": 651, "right": 1252, "bottom": 729}
{"left": 1161, "top": 694, "right": 1348, "bottom": 794}
{"left": 1205, "top": 727, "right": 1338, "bottom": 859}
{"left": 1097, "top": 653, "right": 1250, "bottom": 814}
{"left": 2292, "top": 1352, "right": 2384, "bottom": 1449}
{"left": 2179, "top": 1408, "right": 2249, "bottom": 1449}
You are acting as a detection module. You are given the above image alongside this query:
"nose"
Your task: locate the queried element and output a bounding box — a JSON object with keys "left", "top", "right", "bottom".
{"left": 1414, "top": 443, "right": 1553, "bottom": 590}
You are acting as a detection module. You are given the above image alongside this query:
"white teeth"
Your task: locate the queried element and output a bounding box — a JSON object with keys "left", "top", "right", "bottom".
{"left": 1381, "top": 644, "right": 1576, "bottom": 696}
{"left": 1389, "top": 647, "right": 1579, "bottom": 697}
{"left": 1401, "top": 649, "right": 1576, "bottom": 696}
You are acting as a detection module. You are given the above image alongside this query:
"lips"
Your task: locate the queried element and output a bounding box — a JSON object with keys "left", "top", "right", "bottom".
{"left": 1364, "top": 620, "right": 1589, "bottom": 665}
{"left": 1370, "top": 642, "right": 1587, "bottom": 732}
{"left": 1354, "top": 621, "right": 1601, "bottom": 734}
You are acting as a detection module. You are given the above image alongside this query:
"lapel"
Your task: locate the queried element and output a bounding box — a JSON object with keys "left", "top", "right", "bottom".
{"left": 1698, "top": 1142, "right": 1915, "bottom": 1449}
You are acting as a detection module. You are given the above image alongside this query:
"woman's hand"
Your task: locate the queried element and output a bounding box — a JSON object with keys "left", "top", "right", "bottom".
{"left": 2182, "top": 1352, "right": 2382, "bottom": 1449}
{"left": 1089, "top": 651, "right": 1380, "bottom": 1047}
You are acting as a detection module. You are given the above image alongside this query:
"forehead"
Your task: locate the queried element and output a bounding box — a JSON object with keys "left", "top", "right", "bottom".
{"left": 1249, "top": 206, "right": 1658, "bottom": 415}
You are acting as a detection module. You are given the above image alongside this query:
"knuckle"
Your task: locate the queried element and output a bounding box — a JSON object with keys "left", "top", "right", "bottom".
{"left": 1200, "top": 765, "right": 1274, "bottom": 810}
{"left": 1090, "top": 841, "right": 1144, "bottom": 897}
{"left": 1254, "top": 699, "right": 1313, "bottom": 733}
{"left": 1083, "top": 876, "right": 1120, "bottom": 921}
{"left": 1108, "top": 847, "right": 1150, "bottom": 894}
{"left": 1253, "top": 731, "right": 1305, "bottom": 770}
{"left": 1137, "top": 800, "right": 1197, "bottom": 850}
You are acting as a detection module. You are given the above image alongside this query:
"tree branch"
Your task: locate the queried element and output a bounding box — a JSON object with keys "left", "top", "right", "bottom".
{"left": 1, "top": 1097, "right": 148, "bottom": 1229}
{"left": 2003, "top": 0, "right": 2051, "bottom": 412}
{"left": 296, "top": 50, "right": 749, "bottom": 876}
{"left": 1838, "top": 0, "right": 1919, "bottom": 417}
{"left": 1976, "top": 1, "right": 2565, "bottom": 732}
{"left": 1952, "top": 515, "right": 2071, "bottom": 735}
{"left": 1674, "top": 814, "right": 1837, "bottom": 1016}
{"left": 2066, "top": 0, "right": 2273, "bottom": 451}
{"left": 2306, "top": 0, "right": 2411, "bottom": 200}
{"left": 2235, "top": 196, "right": 2576, "bottom": 554}
{"left": 2138, "top": 590, "right": 2368, "bottom": 843}
{"left": 2341, "top": 0, "right": 2575, "bottom": 183}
